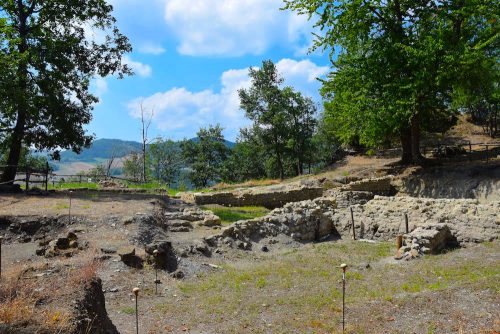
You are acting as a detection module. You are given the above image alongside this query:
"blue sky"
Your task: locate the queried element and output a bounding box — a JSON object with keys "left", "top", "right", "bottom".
{"left": 88, "top": 0, "right": 331, "bottom": 142}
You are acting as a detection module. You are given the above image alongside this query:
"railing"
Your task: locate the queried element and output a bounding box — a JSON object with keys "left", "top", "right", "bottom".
{"left": 0, "top": 164, "right": 141, "bottom": 191}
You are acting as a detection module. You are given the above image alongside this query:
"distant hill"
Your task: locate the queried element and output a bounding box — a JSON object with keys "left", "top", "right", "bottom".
{"left": 47, "top": 137, "right": 235, "bottom": 174}
{"left": 60, "top": 139, "right": 143, "bottom": 163}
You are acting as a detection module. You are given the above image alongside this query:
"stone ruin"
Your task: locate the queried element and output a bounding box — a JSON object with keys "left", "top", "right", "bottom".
{"left": 201, "top": 189, "right": 499, "bottom": 256}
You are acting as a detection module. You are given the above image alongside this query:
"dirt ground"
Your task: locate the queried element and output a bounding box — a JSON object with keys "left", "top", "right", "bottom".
{"left": 0, "top": 191, "right": 498, "bottom": 334}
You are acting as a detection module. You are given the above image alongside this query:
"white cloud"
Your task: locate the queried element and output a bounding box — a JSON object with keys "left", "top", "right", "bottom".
{"left": 127, "top": 59, "right": 328, "bottom": 140}
{"left": 164, "top": 0, "right": 315, "bottom": 56}
{"left": 138, "top": 43, "right": 166, "bottom": 55}
{"left": 92, "top": 77, "right": 108, "bottom": 96}
{"left": 123, "top": 56, "right": 153, "bottom": 77}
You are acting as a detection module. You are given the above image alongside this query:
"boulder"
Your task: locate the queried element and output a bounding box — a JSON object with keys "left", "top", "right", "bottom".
{"left": 145, "top": 241, "right": 178, "bottom": 272}
{"left": 118, "top": 247, "right": 143, "bottom": 269}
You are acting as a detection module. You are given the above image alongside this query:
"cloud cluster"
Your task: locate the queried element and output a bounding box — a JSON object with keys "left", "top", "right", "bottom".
{"left": 164, "top": 0, "right": 315, "bottom": 56}
{"left": 127, "top": 59, "right": 328, "bottom": 139}
{"left": 123, "top": 56, "right": 153, "bottom": 77}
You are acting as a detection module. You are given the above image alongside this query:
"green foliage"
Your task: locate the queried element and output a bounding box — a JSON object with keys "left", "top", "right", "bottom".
{"left": 123, "top": 152, "right": 143, "bottom": 181}
{"left": 181, "top": 125, "right": 230, "bottom": 188}
{"left": 148, "top": 138, "right": 182, "bottom": 187}
{"left": 201, "top": 206, "right": 270, "bottom": 225}
{"left": 238, "top": 60, "right": 318, "bottom": 179}
{"left": 283, "top": 0, "right": 499, "bottom": 163}
{"left": 0, "top": 0, "right": 132, "bottom": 182}
{"left": 221, "top": 140, "right": 267, "bottom": 183}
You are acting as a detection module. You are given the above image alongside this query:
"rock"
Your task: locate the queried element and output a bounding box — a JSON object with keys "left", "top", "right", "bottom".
{"left": 145, "top": 241, "right": 178, "bottom": 272}
{"left": 168, "top": 220, "right": 193, "bottom": 228}
{"left": 170, "top": 227, "right": 191, "bottom": 232}
{"left": 36, "top": 248, "right": 46, "bottom": 256}
{"left": 67, "top": 231, "right": 78, "bottom": 241}
{"left": 69, "top": 240, "right": 79, "bottom": 248}
{"left": 237, "top": 241, "right": 251, "bottom": 251}
{"left": 118, "top": 247, "right": 143, "bottom": 269}
{"left": 100, "top": 247, "right": 117, "bottom": 254}
{"left": 171, "top": 270, "right": 185, "bottom": 279}
{"left": 53, "top": 237, "right": 70, "bottom": 250}
{"left": 198, "top": 215, "right": 221, "bottom": 227}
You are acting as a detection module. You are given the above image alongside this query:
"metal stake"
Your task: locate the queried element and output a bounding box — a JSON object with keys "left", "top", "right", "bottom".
{"left": 0, "top": 236, "right": 3, "bottom": 280}
{"left": 404, "top": 213, "right": 409, "bottom": 234}
{"left": 350, "top": 207, "right": 356, "bottom": 240}
{"left": 133, "top": 287, "right": 140, "bottom": 334}
{"left": 68, "top": 191, "right": 73, "bottom": 224}
{"left": 340, "top": 263, "right": 347, "bottom": 333}
{"left": 153, "top": 249, "right": 159, "bottom": 295}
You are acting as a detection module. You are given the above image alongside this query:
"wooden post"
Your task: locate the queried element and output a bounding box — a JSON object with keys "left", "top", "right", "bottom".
{"left": 404, "top": 213, "right": 409, "bottom": 234}
{"left": 45, "top": 162, "right": 49, "bottom": 192}
{"left": 486, "top": 145, "right": 489, "bottom": 163}
{"left": 25, "top": 169, "right": 30, "bottom": 191}
{"left": 396, "top": 235, "right": 403, "bottom": 249}
{"left": 350, "top": 207, "right": 356, "bottom": 240}
{"left": 0, "top": 236, "right": 3, "bottom": 279}
{"left": 79, "top": 175, "right": 82, "bottom": 184}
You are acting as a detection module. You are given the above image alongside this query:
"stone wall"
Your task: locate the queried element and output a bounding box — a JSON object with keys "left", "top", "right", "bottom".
{"left": 340, "top": 176, "right": 396, "bottom": 195}
{"left": 332, "top": 196, "right": 499, "bottom": 245}
{"left": 205, "top": 192, "right": 499, "bottom": 249}
{"left": 187, "top": 186, "right": 324, "bottom": 209}
{"left": 205, "top": 197, "right": 338, "bottom": 246}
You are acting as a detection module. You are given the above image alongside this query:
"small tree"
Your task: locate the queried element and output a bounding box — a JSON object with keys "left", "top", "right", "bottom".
{"left": 181, "top": 125, "right": 229, "bottom": 189}
{"left": 123, "top": 152, "right": 142, "bottom": 182}
{"left": 139, "top": 102, "right": 154, "bottom": 183}
{"left": 148, "top": 139, "right": 182, "bottom": 187}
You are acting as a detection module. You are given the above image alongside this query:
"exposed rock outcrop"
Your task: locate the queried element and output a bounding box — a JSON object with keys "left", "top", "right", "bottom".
{"left": 73, "top": 278, "right": 119, "bottom": 334}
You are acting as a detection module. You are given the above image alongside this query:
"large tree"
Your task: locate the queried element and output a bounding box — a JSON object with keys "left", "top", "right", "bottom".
{"left": 283, "top": 0, "right": 499, "bottom": 164}
{"left": 239, "top": 60, "right": 317, "bottom": 178}
{"left": 0, "top": 0, "right": 132, "bottom": 184}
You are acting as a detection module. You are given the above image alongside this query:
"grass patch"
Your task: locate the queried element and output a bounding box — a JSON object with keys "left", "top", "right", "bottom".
{"left": 48, "top": 182, "right": 100, "bottom": 190}
{"left": 161, "top": 241, "right": 500, "bottom": 333}
{"left": 120, "top": 307, "right": 135, "bottom": 315}
{"left": 201, "top": 205, "right": 270, "bottom": 224}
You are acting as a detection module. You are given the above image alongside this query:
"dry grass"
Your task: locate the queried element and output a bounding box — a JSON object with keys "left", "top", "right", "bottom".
{"left": 0, "top": 256, "right": 100, "bottom": 332}
{"left": 211, "top": 179, "right": 281, "bottom": 191}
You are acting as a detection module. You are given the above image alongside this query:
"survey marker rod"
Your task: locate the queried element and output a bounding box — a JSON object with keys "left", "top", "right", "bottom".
{"left": 133, "top": 287, "right": 140, "bottom": 334}
{"left": 340, "top": 263, "right": 347, "bottom": 333}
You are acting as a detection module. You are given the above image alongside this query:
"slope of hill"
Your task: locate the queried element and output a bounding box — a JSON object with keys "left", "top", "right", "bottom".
{"left": 60, "top": 138, "right": 143, "bottom": 163}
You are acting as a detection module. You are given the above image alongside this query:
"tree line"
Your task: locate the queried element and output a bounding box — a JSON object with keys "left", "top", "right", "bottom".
{"left": 1, "top": 1, "right": 497, "bottom": 187}
{"left": 122, "top": 61, "right": 342, "bottom": 189}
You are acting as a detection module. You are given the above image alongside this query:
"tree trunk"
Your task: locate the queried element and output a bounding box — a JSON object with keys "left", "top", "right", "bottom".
{"left": 276, "top": 149, "right": 284, "bottom": 180}
{"left": 400, "top": 114, "right": 424, "bottom": 165}
{"left": 1, "top": 2, "right": 29, "bottom": 185}
{"left": 410, "top": 113, "right": 424, "bottom": 164}
{"left": 400, "top": 126, "right": 412, "bottom": 164}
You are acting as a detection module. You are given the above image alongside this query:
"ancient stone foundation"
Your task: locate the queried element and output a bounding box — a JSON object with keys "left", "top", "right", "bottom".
{"left": 183, "top": 186, "right": 324, "bottom": 209}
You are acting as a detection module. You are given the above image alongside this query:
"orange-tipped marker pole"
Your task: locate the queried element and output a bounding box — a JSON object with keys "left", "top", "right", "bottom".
{"left": 133, "top": 287, "right": 140, "bottom": 334}
{"left": 340, "top": 263, "right": 347, "bottom": 333}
